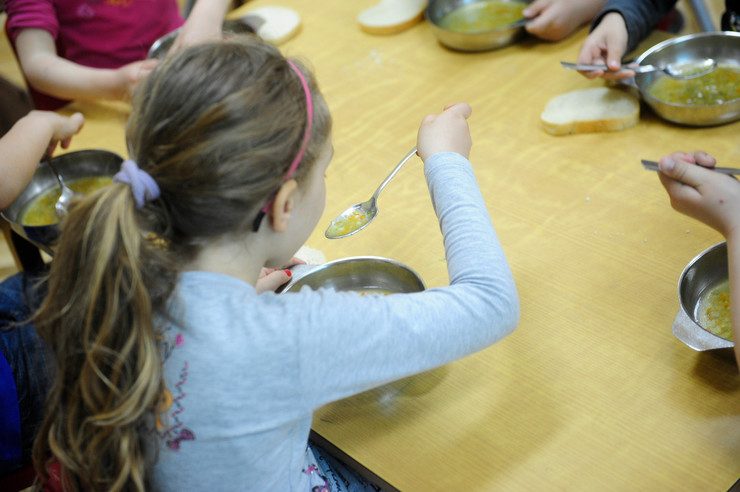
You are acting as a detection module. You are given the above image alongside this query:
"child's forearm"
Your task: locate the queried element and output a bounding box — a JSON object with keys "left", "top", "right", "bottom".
{"left": 726, "top": 233, "right": 740, "bottom": 368}
{"left": 0, "top": 111, "right": 58, "bottom": 209}
{"left": 188, "top": 0, "right": 231, "bottom": 25}
{"left": 16, "top": 29, "right": 127, "bottom": 101}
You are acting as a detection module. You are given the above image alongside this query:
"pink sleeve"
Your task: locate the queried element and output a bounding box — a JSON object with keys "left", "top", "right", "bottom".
{"left": 5, "top": 0, "right": 59, "bottom": 42}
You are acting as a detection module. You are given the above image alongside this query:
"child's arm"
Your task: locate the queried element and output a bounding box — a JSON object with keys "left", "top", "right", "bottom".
{"left": 290, "top": 105, "right": 519, "bottom": 406}
{"left": 657, "top": 151, "right": 740, "bottom": 367}
{"left": 172, "top": 0, "right": 232, "bottom": 50}
{"left": 577, "top": 0, "right": 677, "bottom": 80}
{"left": 523, "top": 0, "right": 606, "bottom": 42}
{"left": 14, "top": 29, "right": 158, "bottom": 102}
{"left": 0, "top": 111, "right": 84, "bottom": 209}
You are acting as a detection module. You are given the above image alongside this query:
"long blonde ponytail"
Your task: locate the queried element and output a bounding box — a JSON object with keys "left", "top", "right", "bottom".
{"left": 33, "top": 185, "right": 174, "bottom": 490}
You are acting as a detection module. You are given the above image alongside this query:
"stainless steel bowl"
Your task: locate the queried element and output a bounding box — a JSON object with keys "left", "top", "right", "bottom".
{"left": 283, "top": 256, "right": 426, "bottom": 404}
{"left": 1, "top": 149, "right": 123, "bottom": 253}
{"left": 426, "top": 0, "right": 528, "bottom": 52}
{"left": 673, "top": 242, "right": 734, "bottom": 351}
{"left": 634, "top": 31, "right": 740, "bottom": 126}
{"left": 282, "top": 256, "right": 425, "bottom": 294}
{"left": 148, "top": 19, "right": 256, "bottom": 59}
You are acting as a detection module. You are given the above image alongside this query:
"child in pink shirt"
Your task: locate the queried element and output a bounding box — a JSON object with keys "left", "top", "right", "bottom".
{"left": 5, "top": 0, "right": 230, "bottom": 110}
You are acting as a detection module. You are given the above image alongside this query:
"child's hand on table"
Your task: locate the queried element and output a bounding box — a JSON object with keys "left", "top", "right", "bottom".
{"left": 657, "top": 151, "right": 740, "bottom": 238}
{"left": 523, "top": 0, "right": 605, "bottom": 41}
{"left": 417, "top": 103, "right": 472, "bottom": 161}
{"left": 577, "top": 12, "right": 632, "bottom": 80}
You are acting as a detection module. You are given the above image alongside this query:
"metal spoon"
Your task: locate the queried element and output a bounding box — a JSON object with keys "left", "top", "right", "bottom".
{"left": 325, "top": 147, "right": 418, "bottom": 239}
{"left": 46, "top": 160, "right": 75, "bottom": 217}
{"left": 641, "top": 159, "right": 740, "bottom": 176}
{"left": 560, "top": 58, "right": 717, "bottom": 80}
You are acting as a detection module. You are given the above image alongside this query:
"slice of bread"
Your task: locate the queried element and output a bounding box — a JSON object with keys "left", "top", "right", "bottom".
{"left": 541, "top": 87, "right": 640, "bottom": 136}
{"left": 241, "top": 6, "right": 301, "bottom": 45}
{"left": 358, "top": 0, "right": 427, "bottom": 35}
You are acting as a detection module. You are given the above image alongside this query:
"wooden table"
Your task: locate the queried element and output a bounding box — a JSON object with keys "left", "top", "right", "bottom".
{"left": 52, "top": 1, "right": 739, "bottom": 489}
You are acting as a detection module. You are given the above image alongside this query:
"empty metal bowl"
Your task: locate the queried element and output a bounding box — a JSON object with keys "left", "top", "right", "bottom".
{"left": 634, "top": 31, "right": 740, "bottom": 126}
{"left": 426, "top": 0, "right": 528, "bottom": 52}
{"left": 673, "top": 242, "right": 735, "bottom": 351}
{"left": 148, "top": 19, "right": 257, "bottom": 59}
{"left": 282, "top": 256, "right": 425, "bottom": 295}
{"left": 1, "top": 149, "right": 123, "bottom": 253}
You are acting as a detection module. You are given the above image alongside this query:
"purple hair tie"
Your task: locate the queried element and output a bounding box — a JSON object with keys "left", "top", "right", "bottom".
{"left": 113, "top": 159, "right": 161, "bottom": 209}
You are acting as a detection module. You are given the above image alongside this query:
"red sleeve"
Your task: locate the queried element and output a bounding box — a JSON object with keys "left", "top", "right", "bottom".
{"left": 5, "top": 0, "right": 60, "bottom": 42}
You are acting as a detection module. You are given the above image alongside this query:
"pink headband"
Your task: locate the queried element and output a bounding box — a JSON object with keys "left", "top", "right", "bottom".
{"left": 252, "top": 60, "right": 314, "bottom": 231}
{"left": 283, "top": 60, "right": 314, "bottom": 179}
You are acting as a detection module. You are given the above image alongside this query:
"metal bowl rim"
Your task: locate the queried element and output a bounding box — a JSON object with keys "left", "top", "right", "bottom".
{"left": 285, "top": 255, "right": 426, "bottom": 292}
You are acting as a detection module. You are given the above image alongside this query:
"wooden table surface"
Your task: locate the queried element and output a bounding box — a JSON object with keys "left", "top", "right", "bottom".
{"left": 47, "top": 1, "right": 739, "bottom": 489}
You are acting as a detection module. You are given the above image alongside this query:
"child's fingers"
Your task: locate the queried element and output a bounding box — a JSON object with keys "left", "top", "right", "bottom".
{"left": 69, "top": 112, "right": 84, "bottom": 128}
{"left": 255, "top": 269, "right": 292, "bottom": 294}
{"left": 444, "top": 102, "right": 472, "bottom": 119}
{"left": 693, "top": 150, "right": 716, "bottom": 168}
{"left": 522, "top": 0, "right": 549, "bottom": 18}
{"left": 577, "top": 43, "right": 605, "bottom": 78}
{"left": 605, "top": 33, "right": 625, "bottom": 71}
{"left": 56, "top": 112, "right": 85, "bottom": 138}
{"left": 523, "top": 8, "right": 549, "bottom": 34}
{"left": 657, "top": 171, "right": 703, "bottom": 210}
{"left": 658, "top": 154, "right": 709, "bottom": 188}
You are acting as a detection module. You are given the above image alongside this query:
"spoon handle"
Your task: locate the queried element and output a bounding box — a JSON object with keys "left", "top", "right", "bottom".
{"left": 641, "top": 159, "right": 740, "bottom": 176}
{"left": 371, "top": 147, "right": 418, "bottom": 201}
{"left": 560, "top": 61, "right": 649, "bottom": 73}
{"left": 46, "top": 160, "right": 66, "bottom": 189}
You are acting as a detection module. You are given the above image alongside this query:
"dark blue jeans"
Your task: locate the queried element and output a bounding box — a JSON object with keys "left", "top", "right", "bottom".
{"left": 0, "top": 273, "right": 50, "bottom": 474}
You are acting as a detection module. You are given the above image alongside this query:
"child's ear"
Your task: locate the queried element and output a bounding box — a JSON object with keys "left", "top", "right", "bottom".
{"left": 270, "top": 179, "right": 298, "bottom": 232}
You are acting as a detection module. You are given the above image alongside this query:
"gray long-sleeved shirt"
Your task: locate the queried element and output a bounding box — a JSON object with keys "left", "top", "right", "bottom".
{"left": 151, "top": 151, "right": 520, "bottom": 490}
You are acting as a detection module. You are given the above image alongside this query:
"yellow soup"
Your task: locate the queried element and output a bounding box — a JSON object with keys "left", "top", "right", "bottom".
{"left": 647, "top": 65, "right": 740, "bottom": 106}
{"left": 440, "top": 1, "right": 526, "bottom": 33}
{"left": 21, "top": 176, "right": 113, "bottom": 226}
{"left": 327, "top": 209, "right": 370, "bottom": 237}
{"left": 697, "top": 280, "right": 734, "bottom": 341}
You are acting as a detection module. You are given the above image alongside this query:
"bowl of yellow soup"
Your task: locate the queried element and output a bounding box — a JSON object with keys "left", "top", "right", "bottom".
{"left": 673, "top": 242, "right": 735, "bottom": 352}
{"left": 281, "top": 256, "right": 425, "bottom": 295}
{"left": 1, "top": 149, "right": 122, "bottom": 253}
{"left": 634, "top": 31, "right": 740, "bottom": 126}
{"left": 426, "top": 0, "right": 528, "bottom": 51}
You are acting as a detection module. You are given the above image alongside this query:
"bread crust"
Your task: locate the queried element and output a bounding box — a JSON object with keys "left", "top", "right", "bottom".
{"left": 541, "top": 88, "right": 640, "bottom": 136}
{"left": 357, "top": 0, "right": 427, "bottom": 35}
{"left": 358, "top": 11, "right": 425, "bottom": 35}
